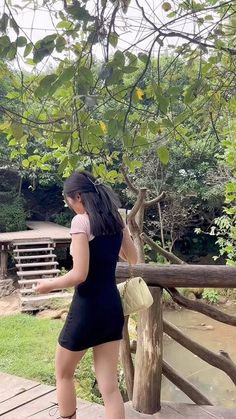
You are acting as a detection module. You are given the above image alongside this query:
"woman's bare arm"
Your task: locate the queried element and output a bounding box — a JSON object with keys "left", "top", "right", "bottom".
{"left": 119, "top": 226, "right": 138, "bottom": 265}
{"left": 35, "top": 233, "right": 89, "bottom": 293}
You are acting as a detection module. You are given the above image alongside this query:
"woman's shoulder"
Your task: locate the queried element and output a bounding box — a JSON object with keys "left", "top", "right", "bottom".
{"left": 71, "top": 212, "right": 90, "bottom": 223}
{"left": 70, "top": 213, "right": 93, "bottom": 240}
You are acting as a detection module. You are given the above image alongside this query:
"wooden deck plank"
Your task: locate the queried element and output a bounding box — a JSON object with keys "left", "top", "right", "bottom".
{"left": 165, "top": 403, "right": 236, "bottom": 419}
{"left": 0, "top": 221, "right": 70, "bottom": 245}
{"left": 0, "top": 384, "right": 55, "bottom": 416}
{"left": 1, "top": 374, "right": 236, "bottom": 418}
{"left": 2, "top": 391, "right": 57, "bottom": 419}
{"left": 0, "top": 373, "right": 40, "bottom": 403}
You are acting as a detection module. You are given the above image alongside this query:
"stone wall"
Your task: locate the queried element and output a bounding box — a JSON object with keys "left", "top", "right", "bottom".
{"left": 0, "top": 278, "right": 17, "bottom": 298}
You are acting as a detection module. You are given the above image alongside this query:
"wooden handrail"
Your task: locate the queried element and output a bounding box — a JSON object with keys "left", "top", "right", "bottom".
{"left": 166, "top": 288, "right": 236, "bottom": 326}
{"left": 116, "top": 262, "right": 236, "bottom": 288}
{"left": 163, "top": 320, "right": 236, "bottom": 385}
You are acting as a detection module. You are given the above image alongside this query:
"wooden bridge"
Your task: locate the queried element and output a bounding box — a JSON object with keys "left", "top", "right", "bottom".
{"left": 0, "top": 372, "right": 235, "bottom": 418}
{"left": 115, "top": 262, "right": 236, "bottom": 416}
{"left": 1, "top": 223, "right": 236, "bottom": 416}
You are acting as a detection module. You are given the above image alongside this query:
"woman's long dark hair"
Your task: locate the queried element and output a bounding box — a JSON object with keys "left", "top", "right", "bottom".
{"left": 63, "top": 171, "right": 124, "bottom": 236}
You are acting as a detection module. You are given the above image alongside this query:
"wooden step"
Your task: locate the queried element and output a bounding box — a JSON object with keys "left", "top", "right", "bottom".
{"left": 13, "top": 240, "right": 53, "bottom": 247}
{"left": 20, "top": 288, "right": 62, "bottom": 295}
{"left": 16, "top": 261, "right": 58, "bottom": 268}
{"left": 15, "top": 254, "right": 57, "bottom": 260}
{"left": 17, "top": 269, "right": 60, "bottom": 277}
{"left": 13, "top": 247, "right": 54, "bottom": 253}
{"left": 21, "top": 292, "right": 71, "bottom": 302}
{"left": 19, "top": 279, "right": 44, "bottom": 285}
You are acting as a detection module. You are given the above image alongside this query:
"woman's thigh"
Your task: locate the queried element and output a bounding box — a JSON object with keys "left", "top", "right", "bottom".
{"left": 55, "top": 343, "right": 87, "bottom": 379}
{"left": 93, "top": 340, "right": 121, "bottom": 393}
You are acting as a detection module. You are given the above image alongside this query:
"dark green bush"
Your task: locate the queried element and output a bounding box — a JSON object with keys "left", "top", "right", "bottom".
{"left": 0, "top": 194, "right": 27, "bottom": 232}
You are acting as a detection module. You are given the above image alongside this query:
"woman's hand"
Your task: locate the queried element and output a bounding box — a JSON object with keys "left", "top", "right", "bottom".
{"left": 33, "top": 279, "right": 54, "bottom": 294}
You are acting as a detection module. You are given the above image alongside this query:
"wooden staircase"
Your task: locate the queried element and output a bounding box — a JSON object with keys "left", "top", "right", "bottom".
{"left": 13, "top": 239, "right": 71, "bottom": 312}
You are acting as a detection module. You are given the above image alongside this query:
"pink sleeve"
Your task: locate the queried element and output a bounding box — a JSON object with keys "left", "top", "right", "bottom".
{"left": 70, "top": 214, "right": 93, "bottom": 240}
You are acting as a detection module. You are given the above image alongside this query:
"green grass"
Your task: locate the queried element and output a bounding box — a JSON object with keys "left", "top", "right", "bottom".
{"left": 0, "top": 314, "right": 101, "bottom": 403}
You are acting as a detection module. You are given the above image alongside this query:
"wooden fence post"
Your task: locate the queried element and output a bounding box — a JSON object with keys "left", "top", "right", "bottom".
{"left": 120, "top": 316, "right": 134, "bottom": 400}
{"left": 132, "top": 287, "right": 163, "bottom": 414}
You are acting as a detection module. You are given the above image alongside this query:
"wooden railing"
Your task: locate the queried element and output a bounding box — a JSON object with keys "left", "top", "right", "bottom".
{"left": 115, "top": 262, "right": 236, "bottom": 415}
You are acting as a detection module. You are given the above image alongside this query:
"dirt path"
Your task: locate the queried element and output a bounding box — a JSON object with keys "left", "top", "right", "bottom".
{"left": 0, "top": 294, "right": 20, "bottom": 315}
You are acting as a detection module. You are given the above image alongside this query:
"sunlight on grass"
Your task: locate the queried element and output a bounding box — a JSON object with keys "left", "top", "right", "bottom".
{"left": 0, "top": 314, "right": 99, "bottom": 402}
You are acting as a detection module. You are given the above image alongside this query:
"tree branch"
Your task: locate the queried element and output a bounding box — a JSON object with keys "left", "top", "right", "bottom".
{"left": 166, "top": 288, "right": 236, "bottom": 327}
{"left": 141, "top": 232, "right": 185, "bottom": 265}
{"left": 145, "top": 191, "right": 165, "bottom": 208}
{"left": 120, "top": 165, "right": 139, "bottom": 195}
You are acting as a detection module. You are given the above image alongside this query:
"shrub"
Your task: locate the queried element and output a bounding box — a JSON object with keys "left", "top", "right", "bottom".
{"left": 0, "top": 194, "right": 27, "bottom": 232}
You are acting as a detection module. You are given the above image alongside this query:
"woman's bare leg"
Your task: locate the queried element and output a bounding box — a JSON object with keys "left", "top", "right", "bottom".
{"left": 55, "top": 343, "right": 87, "bottom": 418}
{"left": 93, "top": 340, "right": 125, "bottom": 419}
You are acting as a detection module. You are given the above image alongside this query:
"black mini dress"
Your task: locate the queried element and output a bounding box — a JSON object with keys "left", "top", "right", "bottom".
{"left": 58, "top": 214, "right": 124, "bottom": 351}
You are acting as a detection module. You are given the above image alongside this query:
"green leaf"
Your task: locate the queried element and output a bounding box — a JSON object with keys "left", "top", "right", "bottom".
{"left": 149, "top": 121, "right": 161, "bottom": 134}
{"left": 106, "top": 69, "right": 123, "bottom": 86}
{"left": 8, "top": 139, "right": 17, "bottom": 146}
{"left": 67, "top": 4, "right": 94, "bottom": 22}
{"left": 123, "top": 65, "right": 138, "bottom": 74}
{"left": 109, "top": 32, "right": 118, "bottom": 48}
{"left": 33, "top": 45, "right": 53, "bottom": 63}
{"left": 41, "top": 34, "right": 57, "bottom": 44}
{"left": 35, "top": 74, "right": 58, "bottom": 98}
{"left": 138, "top": 53, "right": 149, "bottom": 64}
{"left": 11, "top": 123, "right": 23, "bottom": 140}
{"left": 16, "top": 36, "right": 27, "bottom": 47}
{"left": 125, "top": 52, "right": 137, "bottom": 66}
{"left": 24, "top": 43, "right": 33, "bottom": 57}
{"left": 10, "top": 17, "right": 19, "bottom": 35}
{"left": 77, "top": 67, "right": 94, "bottom": 95}
{"left": 157, "top": 146, "right": 170, "bottom": 165}
{"left": 22, "top": 159, "right": 30, "bottom": 168}
{"left": 0, "top": 35, "right": 10, "bottom": 47}
{"left": 56, "top": 20, "right": 73, "bottom": 29}
{"left": 7, "top": 44, "right": 17, "bottom": 60}
{"left": 157, "top": 95, "right": 169, "bottom": 113}
{"left": 33, "top": 36, "right": 56, "bottom": 63}
{"left": 56, "top": 36, "right": 66, "bottom": 52}
{"left": 205, "top": 14, "right": 213, "bottom": 20}
{"left": 113, "top": 50, "right": 125, "bottom": 68}
{"left": 58, "top": 156, "right": 68, "bottom": 174}
{"left": 58, "top": 65, "right": 75, "bottom": 84}
{"left": 0, "top": 13, "right": 8, "bottom": 32}
{"left": 173, "top": 110, "right": 191, "bottom": 126}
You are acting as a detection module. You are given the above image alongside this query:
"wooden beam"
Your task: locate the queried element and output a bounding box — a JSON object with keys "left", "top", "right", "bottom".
{"left": 166, "top": 288, "right": 236, "bottom": 326}
{"left": 120, "top": 316, "right": 134, "bottom": 400}
{"left": 132, "top": 287, "right": 163, "bottom": 414}
{"left": 163, "top": 320, "right": 236, "bottom": 386}
{"left": 162, "top": 361, "right": 212, "bottom": 406}
{"left": 116, "top": 263, "right": 236, "bottom": 288}
{"left": 0, "top": 249, "right": 8, "bottom": 278}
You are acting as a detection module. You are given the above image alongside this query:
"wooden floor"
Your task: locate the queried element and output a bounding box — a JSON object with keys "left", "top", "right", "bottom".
{"left": 0, "top": 221, "right": 71, "bottom": 245}
{"left": 0, "top": 373, "right": 235, "bottom": 419}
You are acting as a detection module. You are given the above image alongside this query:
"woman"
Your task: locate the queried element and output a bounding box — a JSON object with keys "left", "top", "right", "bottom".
{"left": 35, "top": 171, "right": 137, "bottom": 419}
